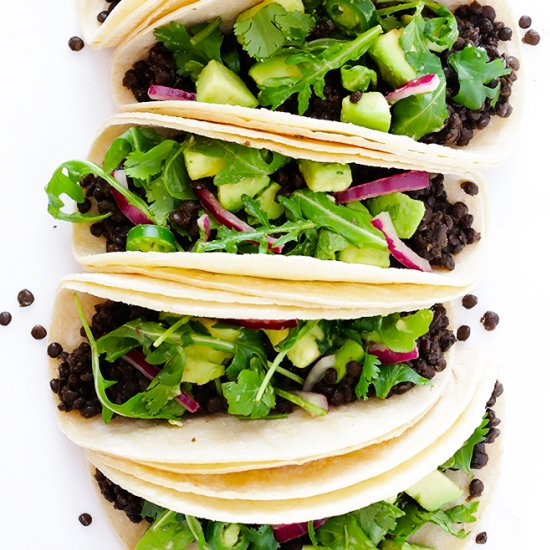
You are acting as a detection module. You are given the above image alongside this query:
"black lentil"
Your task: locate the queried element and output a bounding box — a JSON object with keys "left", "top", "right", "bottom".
{"left": 519, "top": 15, "right": 532, "bottom": 29}
{"left": 461, "top": 181, "right": 479, "bottom": 196}
{"left": 523, "top": 29, "right": 541, "bottom": 46}
{"left": 349, "top": 91, "right": 362, "bottom": 104}
{"left": 31, "top": 325, "right": 47, "bottom": 340}
{"left": 462, "top": 294, "right": 478, "bottom": 309}
{"left": 17, "top": 289, "right": 34, "bottom": 307}
{"left": 47, "top": 342, "right": 63, "bottom": 358}
{"left": 97, "top": 0, "right": 122, "bottom": 23}
{"left": 481, "top": 311, "right": 499, "bottom": 331}
{"left": 0, "top": 312, "right": 12, "bottom": 326}
{"left": 469, "top": 478, "right": 484, "bottom": 499}
{"left": 476, "top": 532, "right": 488, "bottom": 544}
{"left": 457, "top": 325, "right": 471, "bottom": 341}
{"left": 78, "top": 513, "right": 92, "bottom": 526}
{"left": 68, "top": 36, "right": 85, "bottom": 52}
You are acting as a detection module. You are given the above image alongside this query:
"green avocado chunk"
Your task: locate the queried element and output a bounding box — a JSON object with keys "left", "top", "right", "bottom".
{"left": 315, "top": 229, "right": 349, "bottom": 261}
{"left": 257, "top": 182, "right": 285, "bottom": 219}
{"left": 367, "top": 192, "right": 426, "bottom": 239}
{"left": 405, "top": 470, "right": 463, "bottom": 512}
{"left": 368, "top": 29, "right": 417, "bottom": 88}
{"left": 335, "top": 339, "right": 365, "bottom": 382}
{"left": 183, "top": 137, "right": 225, "bottom": 180}
{"left": 196, "top": 60, "right": 259, "bottom": 108}
{"left": 218, "top": 176, "right": 271, "bottom": 212}
{"left": 338, "top": 244, "right": 391, "bottom": 268}
{"left": 265, "top": 325, "right": 325, "bottom": 368}
{"left": 298, "top": 160, "right": 353, "bottom": 192}
{"left": 341, "top": 92, "right": 392, "bottom": 132}
{"left": 181, "top": 345, "right": 226, "bottom": 385}
{"left": 250, "top": 56, "right": 303, "bottom": 86}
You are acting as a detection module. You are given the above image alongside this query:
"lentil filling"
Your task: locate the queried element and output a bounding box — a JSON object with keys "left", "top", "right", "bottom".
{"left": 50, "top": 301, "right": 454, "bottom": 420}
{"left": 122, "top": 1, "right": 517, "bottom": 147}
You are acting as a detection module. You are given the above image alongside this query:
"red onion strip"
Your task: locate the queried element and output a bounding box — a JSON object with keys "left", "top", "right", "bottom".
{"left": 272, "top": 520, "right": 326, "bottom": 543}
{"left": 148, "top": 85, "right": 197, "bottom": 101}
{"left": 386, "top": 74, "right": 440, "bottom": 105}
{"left": 197, "top": 213, "right": 211, "bottom": 241}
{"left": 225, "top": 319, "right": 299, "bottom": 330}
{"left": 368, "top": 343, "right": 419, "bottom": 364}
{"left": 111, "top": 170, "right": 154, "bottom": 225}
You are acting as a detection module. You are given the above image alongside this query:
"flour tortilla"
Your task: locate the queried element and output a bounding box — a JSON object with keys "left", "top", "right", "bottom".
{"left": 74, "top": 113, "right": 486, "bottom": 293}
{"left": 87, "top": 361, "right": 497, "bottom": 525}
{"left": 49, "top": 283, "right": 454, "bottom": 465}
{"left": 86, "top": 343, "right": 485, "bottom": 499}
{"left": 77, "top": 0, "right": 198, "bottom": 49}
{"left": 112, "top": 0, "right": 523, "bottom": 171}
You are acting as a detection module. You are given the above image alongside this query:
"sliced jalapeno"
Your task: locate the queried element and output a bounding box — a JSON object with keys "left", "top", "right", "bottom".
{"left": 325, "top": 0, "right": 378, "bottom": 35}
{"left": 126, "top": 224, "right": 177, "bottom": 252}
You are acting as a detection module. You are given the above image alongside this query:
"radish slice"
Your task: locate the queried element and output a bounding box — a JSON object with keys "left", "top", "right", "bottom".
{"left": 334, "top": 171, "right": 430, "bottom": 204}
{"left": 111, "top": 170, "right": 153, "bottom": 225}
{"left": 368, "top": 343, "right": 419, "bottom": 364}
{"left": 197, "top": 214, "right": 211, "bottom": 241}
{"left": 225, "top": 319, "right": 298, "bottom": 330}
{"left": 297, "top": 391, "right": 329, "bottom": 413}
{"left": 303, "top": 354, "right": 336, "bottom": 391}
{"left": 148, "top": 85, "right": 197, "bottom": 101}
{"left": 272, "top": 520, "right": 326, "bottom": 543}
{"left": 386, "top": 74, "right": 441, "bottom": 105}
{"left": 371, "top": 212, "right": 432, "bottom": 272}
{"left": 194, "top": 187, "right": 283, "bottom": 253}
{"left": 122, "top": 350, "right": 200, "bottom": 413}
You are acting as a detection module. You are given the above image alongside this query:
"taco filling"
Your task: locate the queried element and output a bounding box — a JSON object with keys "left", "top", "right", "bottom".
{"left": 46, "top": 127, "right": 480, "bottom": 272}
{"left": 122, "top": 0, "right": 518, "bottom": 147}
{"left": 97, "top": 0, "right": 122, "bottom": 24}
{"left": 49, "top": 297, "right": 455, "bottom": 422}
{"left": 93, "top": 383, "right": 501, "bottom": 549}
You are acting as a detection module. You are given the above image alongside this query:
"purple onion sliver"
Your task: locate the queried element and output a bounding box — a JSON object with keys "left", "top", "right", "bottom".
{"left": 148, "top": 85, "right": 197, "bottom": 101}
{"left": 111, "top": 171, "right": 154, "bottom": 225}
{"left": 386, "top": 74, "right": 440, "bottom": 105}
{"left": 225, "top": 318, "right": 298, "bottom": 330}
{"left": 368, "top": 343, "right": 419, "bottom": 365}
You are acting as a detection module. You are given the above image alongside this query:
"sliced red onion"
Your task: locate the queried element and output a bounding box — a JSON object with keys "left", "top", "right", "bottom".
{"left": 194, "top": 187, "right": 283, "bottom": 253}
{"left": 371, "top": 212, "right": 432, "bottom": 272}
{"left": 148, "top": 85, "right": 197, "bottom": 101}
{"left": 111, "top": 170, "right": 153, "bottom": 225}
{"left": 272, "top": 520, "right": 326, "bottom": 543}
{"left": 386, "top": 74, "right": 441, "bottom": 105}
{"left": 303, "top": 354, "right": 336, "bottom": 391}
{"left": 123, "top": 350, "right": 200, "bottom": 413}
{"left": 297, "top": 391, "right": 329, "bottom": 413}
{"left": 197, "top": 214, "right": 211, "bottom": 241}
{"left": 334, "top": 171, "right": 430, "bottom": 204}
{"left": 368, "top": 343, "right": 419, "bottom": 364}
{"left": 225, "top": 319, "right": 299, "bottom": 330}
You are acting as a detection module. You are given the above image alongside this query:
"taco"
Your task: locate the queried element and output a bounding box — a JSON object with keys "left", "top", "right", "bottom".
{"left": 112, "top": 0, "right": 523, "bottom": 172}
{"left": 45, "top": 114, "right": 486, "bottom": 300}
{"left": 49, "top": 280, "right": 461, "bottom": 465}
{"left": 77, "top": 0, "right": 198, "bottom": 49}
{"left": 87, "top": 375, "right": 502, "bottom": 548}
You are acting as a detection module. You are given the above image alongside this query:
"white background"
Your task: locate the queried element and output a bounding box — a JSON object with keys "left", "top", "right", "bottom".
{"left": 0, "top": 1, "right": 548, "bottom": 548}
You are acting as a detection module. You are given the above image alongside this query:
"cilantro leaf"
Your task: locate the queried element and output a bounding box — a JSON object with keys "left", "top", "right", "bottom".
{"left": 162, "top": 143, "right": 195, "bottom": 200}
{"left": 317, "top": 514, "right": 377, "bottom": 549}
{"left": 125, "top": 140, "right": 178, "bottom": 181}
{"left": 372, "top": 364, "right": 429, "bottom": 399}
{"left": 355, "top": 353, "right": 381, "bottom": 399}
{"left": 225, "top": 329, "right": 267, "bottom": 381}
{"left": 241, "top": 525, "right": 279, "bottom": 550}
{"left": 135, "top": 510, "right": 195, "bottom": 550}
{"left": 141, "top": 501, "right": 165, "bottom": 521}
{"left": 222, "top": 368, "right": 276, "bottom": 418}
{"left": 355, "top": 501, "right": 406, "bottom": 545}
{"left": 243, "top": 194, "right": 270, "bottom": 227}
{"left": 440, "top": 415, "right": 490, "bottom": 473}
{"left": 234, "top": 3, "right": 315, "bottom": 60}
{"left": 449, "top": 45, "right": 511, "bottom": 110}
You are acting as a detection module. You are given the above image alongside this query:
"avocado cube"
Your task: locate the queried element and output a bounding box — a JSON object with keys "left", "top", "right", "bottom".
{"left": 367, "top": 192, "right": 425, "bottom": 239}
{"left": 334, "top": 339, "right": 365, "bottom": 382}
{"left": 298, "top": 160, "right": 353, "bottom": 192}
{"left": 199, "top": 319, "right": 241, "bottom": 344}
{"left": 218, "top": 176, "right": 271, "bottom": 212}
{"left": 405, "top": 470, "right": 463, "bottom": 512}
{"left": 196, "top": 60, "right": 259, "bottom": 108}
{"left": 250, "top": 56, "right": 303, "bottom": 86}
{"left": 341, "top": 92, "right": 392, "bottom": 132}
{"left": 181, "top": 345, "right": 226, "bottom": 385}
{"left": 287, "top": 324, "right": 325, "bottom": 369}
{"left": 338, "top": 245, "right": 390, "bottom": 268}
{"left": 265, "top": 328, "right": 289, "bottom": 348}
{"left": 257, "top": 182, "right": 285, "bottom": 219}
{"left": 183, "top": 137, "right": 225, "bottom": 180}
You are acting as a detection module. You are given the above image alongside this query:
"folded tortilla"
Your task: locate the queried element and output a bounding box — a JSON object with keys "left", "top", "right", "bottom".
{"left": 72, "top": 112, "right": 486, "bottom": 302}
{"left": 112, "top": 0, "right": 523, "bottom": 172}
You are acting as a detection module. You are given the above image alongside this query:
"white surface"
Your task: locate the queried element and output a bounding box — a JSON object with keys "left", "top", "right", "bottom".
{"left": 0, "top": 1, "right": 548, "bottom": 548}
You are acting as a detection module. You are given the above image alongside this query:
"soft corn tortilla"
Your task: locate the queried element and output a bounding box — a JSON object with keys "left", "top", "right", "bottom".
{"left": 75, "top": 113, "right": 486, "bottom": 293}
{"left": 113, "top": 0, "right": 523, "bottom": 171}
{"left": 87, "top": 343, "right": 485, "bottom": 499}
{"left": 77, "top": 0, "right": 198, "bottom": 49}
{"left": 87, "top": 361, "right": 497, "bottom": 525}
{"left": 50, "top": 282, "right": 454, "bottom": 465}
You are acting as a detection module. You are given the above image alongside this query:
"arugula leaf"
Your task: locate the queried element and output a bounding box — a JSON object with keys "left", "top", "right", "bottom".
{"left": 440, "top": 415, "right": 490, "bottom": 473}
{"left": 135, "top": 510, "right": 195, "bottom": 550}
{"left": 225, "top": 329, "right": 267, "bottom": 381}
{"left": 141, "top": 501, "right": 166, "bottom": 521}
{"left": 315, "top": 229, "right": 349, "bottom": 260}
{"left": 341, "top": 64, "right": 378, "bottom": 92}
{"left": 449, "top": 45, "right": 511, "bottom": 110}
{"left": 222, "top": 368, "right": 276, "bottom": 418}
{"left": 372, "top": 364, "right": 429, "bottom": 398}
{"left": 240, "top": 525, "right": 279, "bottom": 550}
{"left": 125, "top": 140, "right": 178, "bottom": 181}
{"left": 355, "top": 353, "right": 381, "bottom": 399}
{"left": 243, "top": 194, "right": 270, "bottom": 227}
{"left": 258, "top": 25, "right": 383, "bottom": 113}
{"left": 234, "top": 3, "right": 315, "bottom": 60}
{"left": 316, "top": 514, "right": 377, "bottom": 549}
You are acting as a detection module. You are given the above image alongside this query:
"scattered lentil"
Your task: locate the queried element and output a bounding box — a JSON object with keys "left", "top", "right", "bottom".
{"left": 481, "top": 311, "right": 500, "bottom": 331}
{"left": 518, "top": 15, "right": 532, "bottom": 29}
{"left": 31, "top": 325, "right": 47, "bottom": 340}
{"left": 462, "top": 294, "right": 478, "bottom": 309}
{"left": 475, "top": 532, "right": 488, "bottom": 544}
{"left": 78, "top": 513, "right": 92, "bottom": 527}
{"left": 17, "top": 289, "right": 34, "bottom": 307}
{"left": 47, "top": 342, "right": 63, "bottom": 358}
{"left": 469, "top": 478, "right": 484, "bottom": 499}
{"left": 461, "top": 181, "right": 479, "bottom": 196}
{"left": 457, "top": 325, "right": 471, "bottom": 341}
{"left": 68, "top": 36, "right": 85, "bottom": 51}
{"left": 0, "top": 312, "right": 12, "bottom": 326}
{"left": 523, "top": 29, "right": 541, "bottom": 46}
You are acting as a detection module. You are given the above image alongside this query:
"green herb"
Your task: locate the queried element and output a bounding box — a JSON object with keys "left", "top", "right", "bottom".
{"left": 372, "top": 364, "right": 429, "bottom": 398}
{"left": 340, "top": 63, "right": 378, "bottom": 92}
{"left": 315, "top": 229, "right": 349, "bottom": 261}
{"left": 104, "top": 127, "right": 163, "bottom": 174}
{"left": 234, "top": 3, "right": 315, "bottom": 60}
{"left": 449, "top": 45, "right": 511, "bottom": 110}
{"left": 141, "top": 500, "right": 166, "bottom": 520}
{"left": 423, "top": 1, "right": 458, "bottom": 52}
{"left": 135, "top": 510, "right": 195, "bottom": 550}
{"left": 377, "top": 309, "right": 434, "bottom": 352}
{"left": 225, "top": 329, "right": 267, "bottom": 381}
{"left": 355, "top": 353, "right": 381, "bottom": 399}
{"left": 275, "top": 388, "right": 328, "bottom": 416}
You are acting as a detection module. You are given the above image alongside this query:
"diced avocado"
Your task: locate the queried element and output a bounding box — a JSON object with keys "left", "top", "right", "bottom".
{"left": 341, "top": 64, "right": 378, "bottom": 92}
{"left": 199, "top": 319, "right": 240, "bottom": 344}
{"left": 367, "top": 192, "right": 425, "bottom": 239}
{"left": 265, "top": 328, "right": 289, "bottom": 347}
{"left": 315, "top": 229, "right": 349, "bottom": 261}
{"left": 381, "top": 542, "right": 435, "bottom": 550}
{"left": 181, "top": 346, "right": 226, "bottom": 385}
{"left": 196, "top": 60, "right": 259, "bottom": 108}
{"left": 250, "top": 56, "right": 303, "bottom": 86}
{"left": 405, "top": 470, "right": 463, "bottom": 512}
{"left": 298, "top": 160, "right": 353, "bottom": 192}
{"left": 346, "top": 200, "right": 372, "bottom": 216}
{"left": 334, "top": 339, "right": 365, "bottom": 382}
{"left": 338, "top": 244, "right": 390, "bottom": 268}
{"left": 287, "top": 324, "right": 325, "bottom": 368}
{"left": 183, "top": 136, "right": 225, "bottom": 180}
{"left": 257, "top": 182, "right": 285, "bottom": 219}
{"left": 237, "top": 0, "right": 305, "bottom": 23}
{"left": 368, "top": 29, "right": 417, "bottom": 88}
{"left": 218, "top": 176, "right": 271, "bottom": 212}
{"left": 341, "top": 92, "right": 392, "bottom": 132}
{"left": 185, "top": 344, "right": 230, "bottom": 365}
